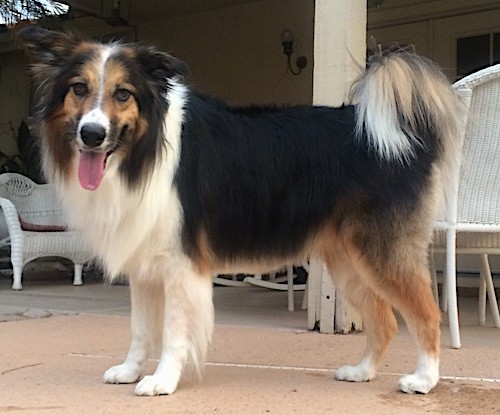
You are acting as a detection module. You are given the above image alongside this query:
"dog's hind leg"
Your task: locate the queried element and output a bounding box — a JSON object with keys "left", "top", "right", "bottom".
{"left": 134, "top": 263, "right": 214, "bottom": 396}
{"left": 342, "top": 242, "right": 441, "bottom": 394}
{"left": 388, "top": 267, "right": 441, "bottom": 394}
{"left": 323, "top": 247, "right": 398, "bottom": 383}
{"left": 334, "top": 285, "right": 398, "bottom": 383}
{"left": 103, "top": 278, "right": 163, "bottom": 384}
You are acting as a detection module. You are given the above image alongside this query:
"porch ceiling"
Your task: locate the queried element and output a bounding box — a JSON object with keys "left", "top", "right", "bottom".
{"left": 64, "top": 0, "right": 261, "bottom": 23}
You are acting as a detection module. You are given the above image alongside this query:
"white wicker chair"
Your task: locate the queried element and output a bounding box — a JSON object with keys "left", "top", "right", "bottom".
{"left": 432, "top": 63, "right": 500, "bottom": 349}
{"left": 0, "top": 173, "right": 94, "bottom": 290}
{"left": 214, "top": 263, "right": 308, "bottom": 312}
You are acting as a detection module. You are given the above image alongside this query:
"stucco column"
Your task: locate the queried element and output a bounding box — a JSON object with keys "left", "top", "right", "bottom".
{"left": 313, "top": 0, "right": 366, "bottom": 106}
{"left": 309, "top": 0, "right": 366, "bottom": 334}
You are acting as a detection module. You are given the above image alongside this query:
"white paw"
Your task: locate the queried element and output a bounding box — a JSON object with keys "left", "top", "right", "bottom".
{"left": 398, "top": 373, "right": 438, "bottom": 394}
{"left": 335, "top": 363, "right": 375, "bottom": 382}
{"left": 134, "top": 374, "right": 180, "bottom": 396}
{"left": 103, "top": 364, "right": 141, "bottom": 384}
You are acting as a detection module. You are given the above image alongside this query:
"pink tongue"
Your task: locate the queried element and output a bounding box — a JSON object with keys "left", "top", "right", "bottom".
{"left": 78, "top": 151, "right": 106, "bottom": 191}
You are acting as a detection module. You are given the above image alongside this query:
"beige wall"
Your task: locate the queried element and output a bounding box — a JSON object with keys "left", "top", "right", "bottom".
{"left": 367, "top": 0, "right": 500, "bottom": 80}
{"left": 0, "top": 0, "right": 314, "bottom": 158}
{"left": 313, "top": 0, "right": 366, "bottom": 107}
{"left": 137, "top": 0, "right": 314, "bottom": 106}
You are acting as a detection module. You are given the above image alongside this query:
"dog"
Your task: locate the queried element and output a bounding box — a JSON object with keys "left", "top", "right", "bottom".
{"left": 20, "top": 26, "right": 463, "bottom": 396}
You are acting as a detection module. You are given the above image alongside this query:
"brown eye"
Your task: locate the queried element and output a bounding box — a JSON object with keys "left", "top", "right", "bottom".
{"left": 114, "top": 88, "right": 132, "bottom": 102}
{"left": 72, "top": 82, "right": 88, "bottom": 97}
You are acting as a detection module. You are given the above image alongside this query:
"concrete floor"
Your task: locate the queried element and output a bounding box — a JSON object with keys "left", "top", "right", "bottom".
{"left": 0, "top": 265, "right": 308, "bottom": 330}
{"left": 0, "top": 263, "right": 499, "bottom": 414}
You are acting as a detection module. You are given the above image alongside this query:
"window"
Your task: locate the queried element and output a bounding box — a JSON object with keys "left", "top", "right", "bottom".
{"left": 457, "top": 32, "right": 500, "bottom": 78}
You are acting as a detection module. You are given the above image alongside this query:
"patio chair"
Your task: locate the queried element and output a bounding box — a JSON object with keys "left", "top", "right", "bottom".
{"left": 0, "top": 173, "right": 94, "bottom": 290}
{"left": 214, "top": 263, "right": 308, "bottom": 312}
{"left": 243, "top": 264, "right": 308, "bottom": 312}
{"left": 432, "top": 63, "right": 500, "bottom": 349}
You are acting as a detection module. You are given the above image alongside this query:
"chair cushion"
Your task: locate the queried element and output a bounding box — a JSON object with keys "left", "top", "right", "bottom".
{"left": 19, "top": 216, "right": 66, "bottom": 232}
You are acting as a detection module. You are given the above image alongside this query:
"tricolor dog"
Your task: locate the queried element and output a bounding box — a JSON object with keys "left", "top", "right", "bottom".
{"left": 20, "top": 26, "right": 462, "bottom": 396}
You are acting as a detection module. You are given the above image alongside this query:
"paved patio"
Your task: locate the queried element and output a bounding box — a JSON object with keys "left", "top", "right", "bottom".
{"left": 0, "top": 264, "right": 499, "bottom": 414}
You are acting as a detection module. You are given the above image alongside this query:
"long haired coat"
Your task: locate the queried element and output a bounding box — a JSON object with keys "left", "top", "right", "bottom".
{"left": 20, "top": 26, "right": 463, "bottom": 396}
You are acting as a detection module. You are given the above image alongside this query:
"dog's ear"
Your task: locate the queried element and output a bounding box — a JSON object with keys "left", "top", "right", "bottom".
{"left": 135, "top": 45, "right": 190, "bottom": 81}
{"left": 17, "top": 26, "right": 89, "bottom": 112}
{"left": 18, "top": 25, "right": 84, "bottom": 65}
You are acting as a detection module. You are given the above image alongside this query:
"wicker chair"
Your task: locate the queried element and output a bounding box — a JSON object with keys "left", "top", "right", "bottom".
{"left": 432, "top": 64, "right": 500, "bottom": 349}
{"left": 0, "top": 173, "right": 94, "bottom": 290}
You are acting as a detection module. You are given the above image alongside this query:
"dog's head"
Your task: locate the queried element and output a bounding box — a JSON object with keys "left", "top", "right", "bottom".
{"left": 19, "top": 25, "right": 189, "bottom": 190}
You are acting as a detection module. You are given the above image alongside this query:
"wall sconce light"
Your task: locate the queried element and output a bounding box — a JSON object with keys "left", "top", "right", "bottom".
{"left": 281, "top": 28, "right": 307, "bottom": 76}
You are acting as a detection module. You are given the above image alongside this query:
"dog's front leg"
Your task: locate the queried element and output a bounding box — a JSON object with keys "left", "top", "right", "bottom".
{"left": 134, "top": 265, "right": 214, "bottom": 396}
{"left": 104, "top": 278, "right": 161, "bottom": 384}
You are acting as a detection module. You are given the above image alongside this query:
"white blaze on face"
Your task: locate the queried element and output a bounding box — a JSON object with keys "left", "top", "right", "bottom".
{"left": 76, "top": 45, "right": 117, "bottom": 191}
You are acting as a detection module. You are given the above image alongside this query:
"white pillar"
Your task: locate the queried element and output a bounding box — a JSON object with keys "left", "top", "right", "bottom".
{"left": 311, "top": 0, "right": 366, "bottom": 333}
{"left": 313, "top": 0, "right": 366, "bottom": 106}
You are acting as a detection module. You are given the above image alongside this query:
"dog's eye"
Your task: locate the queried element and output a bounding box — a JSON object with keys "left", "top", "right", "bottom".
{"left": 72, "top": 83, "right": 88, "bottom": 97}
{"left": 114, "top": 88, "right": 132, "bottom": 102}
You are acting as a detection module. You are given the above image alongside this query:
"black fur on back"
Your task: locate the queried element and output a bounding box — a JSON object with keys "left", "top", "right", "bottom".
{"left": 175, "top": 92, "right": 436, "bottom": 263}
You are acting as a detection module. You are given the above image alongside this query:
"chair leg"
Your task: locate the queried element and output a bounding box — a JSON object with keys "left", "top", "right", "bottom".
{"left": 287, "top": 265, "right": 294, "bottom": 312}
{"left": 478, "top": 256, "right": 487, "bottom": 325}
{"left": 446, "top": 229, "right": 461, "bottom": 348}
{"left": 440, "top": 258, "right": 448, "bottom": 312}
{"left": 479, "top": 254, "right": 500, "bottom": 328}
{"left": 73, "top": 263, "right": 84, "bottom": 286}
{"left": 11, "top": 264, "right": 22, "bottom": 290}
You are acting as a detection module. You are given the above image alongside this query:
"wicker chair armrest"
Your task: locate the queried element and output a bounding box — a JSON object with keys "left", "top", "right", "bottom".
{"left": 0, "top": 197, "right": 23, "bottom": 238}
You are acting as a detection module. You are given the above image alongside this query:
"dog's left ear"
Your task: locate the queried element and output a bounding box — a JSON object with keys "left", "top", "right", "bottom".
{"left": 135, "top": 45, "right": 190, "bottom": 81}
{"left": 17, "top": 25, "right": 85, "bottom": 65}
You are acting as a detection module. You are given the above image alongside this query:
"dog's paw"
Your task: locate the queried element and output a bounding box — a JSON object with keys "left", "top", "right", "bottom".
{"left": 134, "top": 374, "right": 179, "bottom": 396}
{"left": 334, "top": 363, "right": 375, "bottom": 382}
{"left": 398, "top": 373, "right": 438, "bottom": 394}
{"left": 103, "top": 363, "right": 141, "bottom": 384}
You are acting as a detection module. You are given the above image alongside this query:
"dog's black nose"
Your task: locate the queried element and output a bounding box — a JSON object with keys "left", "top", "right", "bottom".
{"left": 80, "top": 123, "right": 106, "bottom": 148}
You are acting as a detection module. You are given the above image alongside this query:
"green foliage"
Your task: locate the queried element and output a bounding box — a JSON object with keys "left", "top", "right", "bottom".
{"left": 0, "top": 120, "right": 44, "bottom": 183}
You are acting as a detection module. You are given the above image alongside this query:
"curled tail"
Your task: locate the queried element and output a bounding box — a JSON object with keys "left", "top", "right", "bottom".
{"left": 351, "top": 48, "right": 464, "bottom": 165}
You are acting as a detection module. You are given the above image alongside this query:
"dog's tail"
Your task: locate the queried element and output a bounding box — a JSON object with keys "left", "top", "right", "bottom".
{"left": 351, "top": 48, "right": 463, "bottom": 165}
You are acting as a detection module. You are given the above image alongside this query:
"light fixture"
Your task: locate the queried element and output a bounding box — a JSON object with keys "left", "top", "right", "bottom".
{"left": 281, "top": 28, "right": 307, "bottom": 76}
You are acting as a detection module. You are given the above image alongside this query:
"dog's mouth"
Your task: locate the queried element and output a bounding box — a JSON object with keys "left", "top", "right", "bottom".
{"left": 78, "top": 150, "right": 112, "bottom": 191}
{"left": 77, "top": 124, "right": 128, "bottom": 191}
